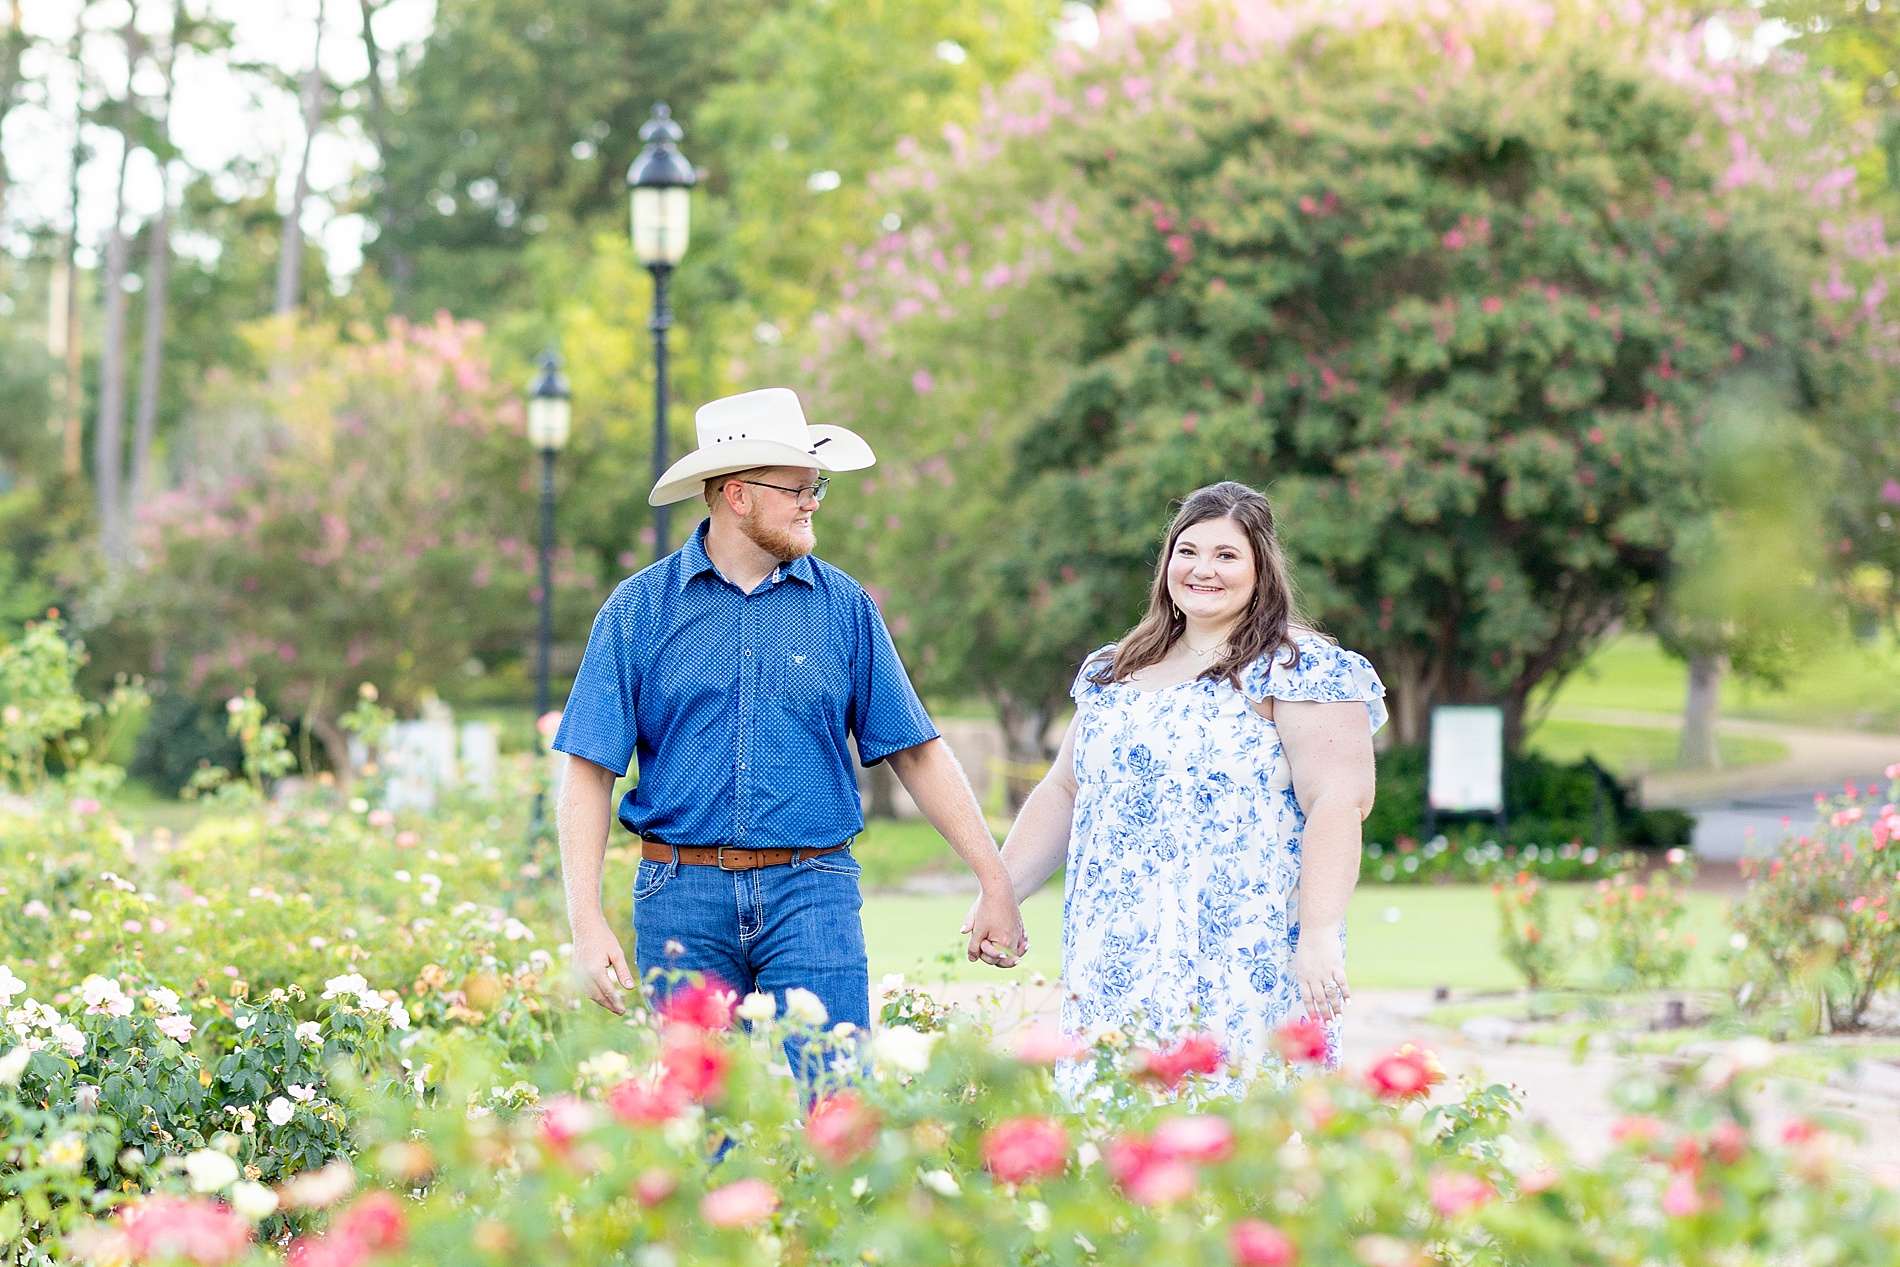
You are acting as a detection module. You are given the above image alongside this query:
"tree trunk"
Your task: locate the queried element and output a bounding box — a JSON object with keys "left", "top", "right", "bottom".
{"left": 1678, "top": 651, "right": 1725, "bottom": 772}
{"left": 1379, "top": 645, "right": 1440, "bottom": 747}
{"left": 357, "top": 0, "right": 411, "bottom": 314}
{"left": 0, "top": 1, "right": 25, "bottom": 221}
{"left": 994, "top": 689, "right": 1061, "bottom": 812}
{"left": 311, "top": 712, "right": 354, "bottom": 790}
{"left": 129, "top": 5, "right": 180, "bottom": 518}
{"left": 59, "top": 20, "right": 88, "bottom": 479}
{"left": 129, "top": 182, "right": 170, "bottom": 513}
{"left": 95, "top": 143, "right": 133, "bottom": 568}
{"left": 275, "top": 11, "right": 326, "bottom": 316}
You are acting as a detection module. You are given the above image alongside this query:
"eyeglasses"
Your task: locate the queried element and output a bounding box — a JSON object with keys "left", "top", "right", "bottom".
{"left": 740, "top": 476, "right": 829, "bottom": 506}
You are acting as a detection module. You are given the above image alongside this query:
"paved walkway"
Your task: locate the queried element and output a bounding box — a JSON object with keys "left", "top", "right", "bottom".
{"left": 1549, "top": 705, "right": 1899, "bottom": 861}
{"left": 900, "top": 980, "right": 1900, "bottom": 1170}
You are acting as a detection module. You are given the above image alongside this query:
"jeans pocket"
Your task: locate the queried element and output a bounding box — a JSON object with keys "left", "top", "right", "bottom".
{"left": 634, "top": 858, "right": 676, "bottom": 900}
{"left": 802, "top": 848, "right": 861, "bottom": 878}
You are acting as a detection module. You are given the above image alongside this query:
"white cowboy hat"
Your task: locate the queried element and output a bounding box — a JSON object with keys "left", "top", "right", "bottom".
{"left": 648, "top": 388, "right": 876, "bottom": 507}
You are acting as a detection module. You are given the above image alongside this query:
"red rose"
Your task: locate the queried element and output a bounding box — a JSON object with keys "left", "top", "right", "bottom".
{"left": 1133, "top": 1032, "right": 1223, "bottom": 1090}
{"left": 807, "top": 1091, "right": 880, "bottom": 1167}
{"left": 1229, "top": 1219, "right": 1298, "bottom": 1267}
{"left": 980, "top": 1117, "right": 1069, "bottom": 1185}
{"left": 659, "top": 978, "right": 737, "bottom": 1031}
{"left": 660, "top": 1030, "right": 730, "bottom": 1103}
{"left": 1273, "top": 1016, "right": 1331, "bottom": 1065}
{"left": 334, "top": 1192, "right": 407, "bottom": 1252}
{"left": 1365, "top": 1046, "right": 1440, "bottom": 1100}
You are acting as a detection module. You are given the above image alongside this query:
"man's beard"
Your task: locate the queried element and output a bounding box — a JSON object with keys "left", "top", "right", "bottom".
{"left": 739, "top": 511, "right": 815, "bottom": 563}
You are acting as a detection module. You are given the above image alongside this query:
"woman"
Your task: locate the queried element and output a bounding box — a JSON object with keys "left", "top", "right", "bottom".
{"left": 970, "top": 482, "right": 1385, "bottom": 1085}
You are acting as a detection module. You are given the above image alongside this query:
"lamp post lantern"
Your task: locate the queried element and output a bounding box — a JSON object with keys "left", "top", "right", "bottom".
{"left": 628, "top": 101, "right": 694, "bottom": 562}
{"left": 526, "top": 348, "right": 571, "bottom": 840}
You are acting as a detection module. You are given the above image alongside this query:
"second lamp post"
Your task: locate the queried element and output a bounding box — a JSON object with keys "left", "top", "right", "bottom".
{"left": 629, "top": 101, "right": 694, "bottom": 563}
{"left": 526, "top": 350, "right": 571, "bottom": 840}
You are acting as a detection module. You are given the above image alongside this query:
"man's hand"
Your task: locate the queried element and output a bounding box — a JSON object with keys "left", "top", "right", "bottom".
{"left": 959, "top": 886, "right": 1029, "bottom": 968}
{"left": 1292, "top": 929, "right": 1349, "bottom": 1022}
{"left": 572, "top": 919, "right": 636, "bottom": 1015}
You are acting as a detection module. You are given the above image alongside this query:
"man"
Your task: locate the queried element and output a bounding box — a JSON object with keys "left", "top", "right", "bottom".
{"left": 554, "top": 387, "right": 1026, "bottom": 1027}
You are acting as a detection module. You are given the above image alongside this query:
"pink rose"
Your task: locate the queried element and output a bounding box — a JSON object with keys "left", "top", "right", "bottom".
{"left": 1011, "top": 1022, "right": 1082, "bottom": 1064}
{"left": 1429, "top": 1169, "right": 1495, "bottom": 1217}
{"left": 700, "top": 1177, "right": 779, "bottom": 1228}
{"left": 980, "top": 1117, "right": 1069, "bottom": 1185}
{"left": 1151, "top": 1114, "right": 1234, "bottom": 1165}
{"left": 1229, "top": 1219, "right": 1298, "bottom": 1266}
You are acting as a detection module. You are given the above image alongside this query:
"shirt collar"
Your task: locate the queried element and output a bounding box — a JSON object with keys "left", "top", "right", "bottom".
{"left": 677, "top": 519, "right": 819, "bottom": 591}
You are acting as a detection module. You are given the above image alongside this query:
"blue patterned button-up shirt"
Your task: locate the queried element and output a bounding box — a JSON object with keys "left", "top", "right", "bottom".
{"left": 552, "top": 520, "right": 938, "bottom": 849}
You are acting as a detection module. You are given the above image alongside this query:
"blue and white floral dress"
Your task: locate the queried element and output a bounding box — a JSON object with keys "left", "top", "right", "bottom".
{"left": 1060, "top": 634, "right": 1387, "bottom": 1092}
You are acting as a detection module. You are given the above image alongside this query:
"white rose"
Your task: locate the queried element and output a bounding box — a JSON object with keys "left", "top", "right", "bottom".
{"left": 321, "top": 973, "right": 368, "bottom": 1000}
{"left": 286, "top": 1084, "right": 316, "bottom": 1103}
{"left": 51, "top": 1024, "right": 84, "bottom": 1058}
{"left": 735, "top": 992, "right": 777, "bottom": 1023}
{"left": 296, "top": 1021, "right": 323, "bottom": 1048}
{"left": 871, "top": 1025, "right": 939, "bottom": 1075}
{"left": 0, "top": 1045, "right": 29, "bottom": 1086}
{"left": 0, "top": 966, "right": 24, "bottom": 1008}
{"left": 229, "top": 1179, "right": 279, "bottom": 1221}
{"left": 155, "top": 1014, "right": 195, "bottom": 1044}
{"left": 783, "top": 989, "right": 828, "bottom": 1028}
{"left": 146, "top": 987, "right": 182, "bottom": 1014}
{"left": 919, "top": 1169, "right": 960, "bottom": 1198}
{"left": 267, "top": 1097, "right": 294, "bottom": 1127}
{"left": 1025, "top": 1201, "right": 1051, "bottom": 1232}
{"left": 386, "top": 1004, "right": 410, "bottom": 1031}
{"left": 184, "top": 1148, "right": 240, "bottom": 1193}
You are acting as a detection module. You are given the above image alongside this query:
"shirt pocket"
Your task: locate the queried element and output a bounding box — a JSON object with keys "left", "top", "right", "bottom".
{"left": 765, "top": 650, "right": 849, "bottom": 729}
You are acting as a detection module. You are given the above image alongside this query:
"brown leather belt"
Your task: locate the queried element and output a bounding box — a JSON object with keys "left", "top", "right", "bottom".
{"left": 640, "top": 839, "right": 850, "bottom": 871}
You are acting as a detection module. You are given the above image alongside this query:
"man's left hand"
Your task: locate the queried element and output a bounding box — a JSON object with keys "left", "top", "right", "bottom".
{"left": 962, "top": 887, "right": 1028, "bottom": 968}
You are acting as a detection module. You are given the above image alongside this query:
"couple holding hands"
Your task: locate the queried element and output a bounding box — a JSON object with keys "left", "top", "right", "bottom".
{"left": 554, "top": 388, "right": 1386, "bottom": 1082}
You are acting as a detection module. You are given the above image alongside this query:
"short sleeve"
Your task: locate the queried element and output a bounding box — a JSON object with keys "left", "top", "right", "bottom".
{"left": 1241, "top": 636, "right": 1388, "bottom": 735}
{"left": 850, "top": 588, "right": 939, "bottom": 765}
{"left": 1071, "top": 645, "right": 1117, "bottom": 705}
{"left": 552, "top": 584, "right": 642, "bottom": 776}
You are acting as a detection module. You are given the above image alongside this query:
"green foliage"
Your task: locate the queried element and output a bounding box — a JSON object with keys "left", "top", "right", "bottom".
{"left": 1730, "top": 780, "right": 1900, "bottom": 1032}
{"left": 127, "top": 691, "right": 243, "bottom": 799}
{"left": 1362, "top": 743, "right": 1691, "bottom": 878}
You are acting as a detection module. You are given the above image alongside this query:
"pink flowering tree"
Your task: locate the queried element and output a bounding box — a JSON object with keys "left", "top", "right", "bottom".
{"left": 122, "top": 315, "right": 600, "bottom": 778}
{"left": 800, "top": 0, "right": 1895, "bottom": 756}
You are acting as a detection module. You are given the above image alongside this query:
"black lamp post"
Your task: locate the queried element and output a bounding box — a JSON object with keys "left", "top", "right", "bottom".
{"left": 526, "top": 349, "right": 571, "bottom": 840}
{"left": 628, "top": 101, "right": 695, "bottom": 562}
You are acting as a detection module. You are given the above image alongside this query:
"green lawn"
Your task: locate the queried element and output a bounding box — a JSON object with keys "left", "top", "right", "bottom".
{"left": 1542, "top": 631, "right": 1900, "bottom": 732}
{"left": 1523, "top": 718, "right": 1787, "bottom": 778}
{"left": 863, "top": 883, "right": 1736, "bottom": 990}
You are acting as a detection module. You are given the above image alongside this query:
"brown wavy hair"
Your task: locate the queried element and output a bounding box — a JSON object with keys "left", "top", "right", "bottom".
{"left": 1086, "top": 482, "right": 1315, "bottom": 689}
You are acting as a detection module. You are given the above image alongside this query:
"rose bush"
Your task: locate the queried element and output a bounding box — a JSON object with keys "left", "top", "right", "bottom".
{"left": 1731, "top": 770, "right": 1900, "bottom": 1031}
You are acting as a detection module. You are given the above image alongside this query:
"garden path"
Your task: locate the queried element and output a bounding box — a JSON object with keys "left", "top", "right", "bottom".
{"left": 1549, "top": 705, "right": 1900, "bottom": 861}
{"left": 905, "top": 980, "right": 1900, "bottom": 1174}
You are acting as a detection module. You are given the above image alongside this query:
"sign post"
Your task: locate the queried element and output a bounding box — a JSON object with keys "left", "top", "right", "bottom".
{"left": 1424, "top": 705, "right": 1507, "bottom": 841}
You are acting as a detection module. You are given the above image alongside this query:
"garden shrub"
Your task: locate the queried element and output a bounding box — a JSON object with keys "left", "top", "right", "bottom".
{"left": 127, "top": 691, "right": 244, "bottom": 799}
{"left": 1730, "top": 772, "right": 1900, "bottom": 1032}
{"left": 1493, "top": 872, "right": 1565, "bottom": 990}
{"left": 1580, "top": 850, "right": 1697, "bottom": 990}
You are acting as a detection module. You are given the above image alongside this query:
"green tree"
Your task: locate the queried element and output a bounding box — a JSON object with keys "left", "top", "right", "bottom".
{"left": 802, "top": 1, "right": 1862, "bottom": 762}
{"left": 120, "top": 316, "right": 601, "bottom": 778}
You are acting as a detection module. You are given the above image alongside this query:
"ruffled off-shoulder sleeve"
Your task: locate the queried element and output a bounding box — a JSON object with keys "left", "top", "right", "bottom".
{"left": 1071, "top": 644, "right": 1118, "bottom": 705}
{"left": 1240, "top": 636, "right": 1388, "bottom": 735}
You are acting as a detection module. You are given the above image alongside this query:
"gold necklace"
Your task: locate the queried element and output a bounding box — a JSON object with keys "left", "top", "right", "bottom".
{"left": 1184, "top": 637, "right": 1226, "bottom": 658}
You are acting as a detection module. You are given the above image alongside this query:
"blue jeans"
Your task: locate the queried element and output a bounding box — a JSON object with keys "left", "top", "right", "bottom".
{"left": 633, "top": 845, "right": 871, "bottom": 1033}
